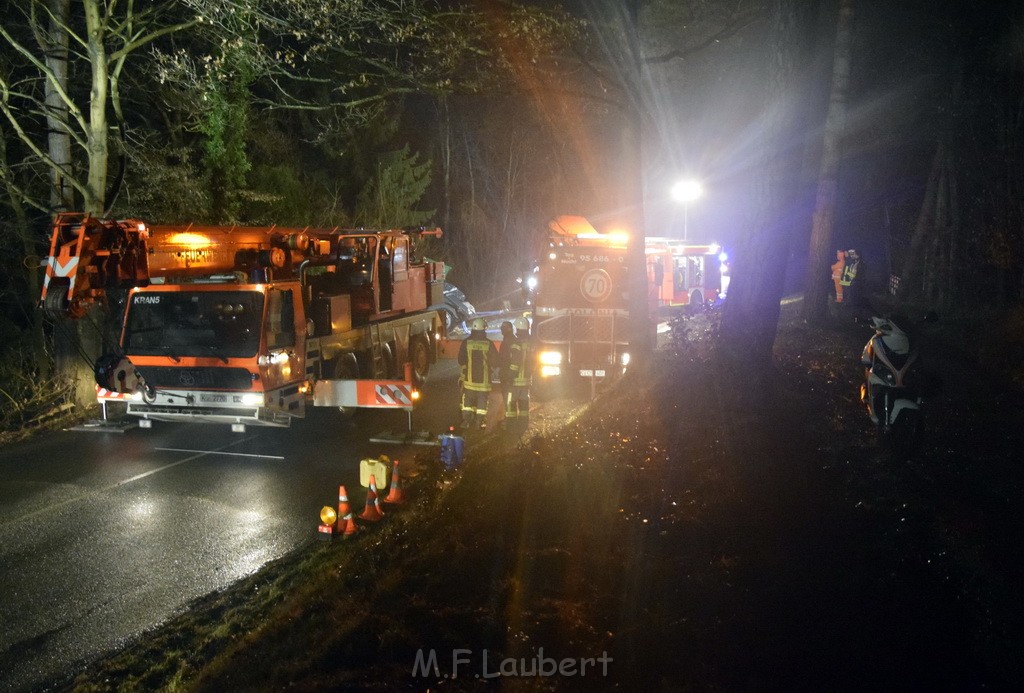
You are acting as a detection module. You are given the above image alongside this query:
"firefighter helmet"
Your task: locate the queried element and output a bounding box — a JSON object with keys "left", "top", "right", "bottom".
{"left": 470, "top": 317, "right": 487, "bottom": 331}
{"left": 514, "top": 317, "right": 529, "bottom": 331}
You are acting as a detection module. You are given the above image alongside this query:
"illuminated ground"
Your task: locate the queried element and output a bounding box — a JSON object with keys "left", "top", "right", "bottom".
{"left": 67, "top": 300, "right": 1024, "bottom": 691}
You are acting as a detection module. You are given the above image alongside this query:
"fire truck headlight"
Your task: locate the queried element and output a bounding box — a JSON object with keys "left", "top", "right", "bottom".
{"left": 526, "top": 275, "right": 538, "bottom": 290}
{"left": 539, "top": 350, "right": 562, "bottom": 365}
{"left": 540, "top": 365, "right": 561, "bottom": 377}
{"left": 240, "top": 393, "right": 264, "bottom": 406}
{"left": 620, "top": 352, "right": 631, "bottom": 366}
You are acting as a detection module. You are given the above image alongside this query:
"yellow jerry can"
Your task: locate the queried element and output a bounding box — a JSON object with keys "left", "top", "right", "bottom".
{"left": 359, "top": 457, "right": 390, "bottom": 489}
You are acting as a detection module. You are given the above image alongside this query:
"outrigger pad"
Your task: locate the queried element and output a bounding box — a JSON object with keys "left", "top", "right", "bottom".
{"left": 69, "top": 419, "right": 138, "bottom": 433}
{"left": 367, "top": 430, "right": 439, "bottom": 446}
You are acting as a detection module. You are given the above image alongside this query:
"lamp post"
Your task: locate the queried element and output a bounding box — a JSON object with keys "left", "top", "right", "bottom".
{"left": 670, "top": 179, "right": 704, "bottom": 241}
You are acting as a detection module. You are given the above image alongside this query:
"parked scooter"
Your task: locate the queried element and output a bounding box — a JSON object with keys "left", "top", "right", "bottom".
{"left": 860, "top": 314, "right": 926, "bottom": 452}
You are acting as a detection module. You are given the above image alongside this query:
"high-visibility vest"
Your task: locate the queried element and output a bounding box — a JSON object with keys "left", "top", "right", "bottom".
{"left": 461, "top": 338, "right": 494, "bottom": 392}
{"left": 509, "top": 339, "right": 530, "bottom": 387}
{"left": 841, "top": 260, "right": 858, "bottom": 286}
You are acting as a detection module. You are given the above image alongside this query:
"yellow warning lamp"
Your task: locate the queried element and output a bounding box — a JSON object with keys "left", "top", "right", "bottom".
{"left": 317, "top": 505, "right": 338, "bottom": 541}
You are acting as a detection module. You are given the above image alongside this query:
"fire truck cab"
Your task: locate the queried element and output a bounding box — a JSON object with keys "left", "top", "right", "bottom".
{"left": 530, "top": 217, "right": 728, "bottom": 396}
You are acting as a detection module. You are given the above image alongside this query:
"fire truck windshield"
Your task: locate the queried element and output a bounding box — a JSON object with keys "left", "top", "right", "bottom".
{"left": 124, "top": 291, "right": 264, "bottom": 359}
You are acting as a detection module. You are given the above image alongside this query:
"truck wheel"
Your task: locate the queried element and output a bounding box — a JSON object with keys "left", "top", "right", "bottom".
{"left": 331, "top": 353, "right": 359, "bottom": 379}
{"left": 411, "top": 336, "right": 431, "bottom": 386}
{"left": 380, "top": 342, "right": 397, "bottom": 379}
{"left": 441, "top": 306, "right": 461, "bottom": 332}
{"left": 687, "top": 292, "right": 704, "bottom": 316}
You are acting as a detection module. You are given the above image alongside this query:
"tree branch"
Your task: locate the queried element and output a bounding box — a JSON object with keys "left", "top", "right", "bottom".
{"left": 643, "top": 8, "right": 762, "bottom": 65}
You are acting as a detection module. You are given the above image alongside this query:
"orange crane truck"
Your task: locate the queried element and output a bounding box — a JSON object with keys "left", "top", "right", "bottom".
{"left": 40, "top": 213, "right": 446, "bottom": 431}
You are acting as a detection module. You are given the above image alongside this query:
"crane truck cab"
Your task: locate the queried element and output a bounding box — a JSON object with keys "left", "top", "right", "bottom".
{"left": 40, "top": 213, "right": 445, "bottom": 430}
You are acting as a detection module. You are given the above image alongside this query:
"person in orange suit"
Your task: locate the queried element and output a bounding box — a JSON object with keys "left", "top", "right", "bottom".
{"left": 831, "top": 250, "right": 847, "bottom": 303}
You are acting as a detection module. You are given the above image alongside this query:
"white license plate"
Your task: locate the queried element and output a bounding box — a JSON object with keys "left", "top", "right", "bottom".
{"left": 579, "top": 369, "right": 607, "bottom": 377}
{"left": 200, "top": 394, "right": 227, "bottom": 403}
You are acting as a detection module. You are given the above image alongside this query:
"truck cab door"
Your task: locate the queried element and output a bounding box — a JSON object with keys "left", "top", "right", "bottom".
{"left": 378, "top": 239, "right": 393, "bottom": 312}
{"left": 264, "top": 287, "right": 305, "bottom": 390}
{"left": 389, "top": 237, "right": 410, "bottom": 311}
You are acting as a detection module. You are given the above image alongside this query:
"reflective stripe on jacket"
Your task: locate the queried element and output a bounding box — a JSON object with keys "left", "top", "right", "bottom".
{"left": 841, "top": 260, "right": 859, "bottom": 286}
{"left": 509, "top": 339, "right": 530, "bottom": 387}
{"left": 458, "top": 337, "right": 496, "bottom": 392}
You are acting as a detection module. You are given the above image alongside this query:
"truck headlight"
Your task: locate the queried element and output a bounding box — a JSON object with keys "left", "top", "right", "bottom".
{"left": 538, "top": 350, "right": 562, "bottom": 365}
{"left": 240, "top": 393, "right": 264, "bottom": 406}
{"left": 620, "top": 352, "right": 631, "bottom": 366}
{"left": 540, "top": 365, "right": 561, "bottom": 377}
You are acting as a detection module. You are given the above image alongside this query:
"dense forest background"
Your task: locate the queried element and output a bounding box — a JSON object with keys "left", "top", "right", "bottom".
{"left": 3, "top": 0, "right": 1024, "bottom": 419}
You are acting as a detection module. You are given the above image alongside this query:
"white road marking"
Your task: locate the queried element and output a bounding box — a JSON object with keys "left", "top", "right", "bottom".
{"left": 5, "top": 437, "right": 262, "bottom": 525}
{"left": 153, "top": 447, "right": 285, "bottom": 461}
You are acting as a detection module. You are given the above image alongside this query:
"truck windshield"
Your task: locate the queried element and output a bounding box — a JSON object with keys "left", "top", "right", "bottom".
{"left": 124, "top": 291, "right": 264, "bottom": 359}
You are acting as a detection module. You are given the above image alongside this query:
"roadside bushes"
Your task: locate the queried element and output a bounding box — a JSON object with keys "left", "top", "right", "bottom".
{"left": 0, "top": 343, "right": 75, "bottom": 440}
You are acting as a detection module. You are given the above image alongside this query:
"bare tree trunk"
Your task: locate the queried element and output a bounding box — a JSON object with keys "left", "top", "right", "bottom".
{"left": 945, "top": 147, "right": 960, "bottom": 305}
{"left": 719, "top": 0, "right": 811, "bottom": 367}
{"left": 441, "top": 96, "right": 451, "bottom": 233}
{"left": 35, "top": 0, "right": 90, "bottom": 402}
{"left": 38, "top": 0, "right": 74, "bottom": 212}
{"left": 624, "top": 0, "right": 652, "bottom": 361}
{"left": 898, "top": 144, "right": 944, "bottom": 304}
{"left": 83, "top": 0, "right": 109, "bottom": 214}
{"left": 802, "top": 0, "right": 855, "bottom": 324}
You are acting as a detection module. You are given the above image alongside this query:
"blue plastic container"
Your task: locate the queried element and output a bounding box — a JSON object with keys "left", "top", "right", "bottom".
{"left": 438, "top": 433, "right": 465, "bottom": 470}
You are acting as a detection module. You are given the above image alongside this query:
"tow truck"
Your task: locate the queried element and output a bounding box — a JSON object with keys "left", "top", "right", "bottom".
{"left": 40, "top": 213, "right": 447, "bottom": 430}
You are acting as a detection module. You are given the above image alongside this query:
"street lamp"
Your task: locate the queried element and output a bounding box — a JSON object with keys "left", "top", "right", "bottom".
{"left": 670, "top": 179, "right": 704, "bottom": 241}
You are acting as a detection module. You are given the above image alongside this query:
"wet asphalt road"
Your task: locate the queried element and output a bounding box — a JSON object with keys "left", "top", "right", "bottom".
{"left": 0, "top": 361, "right": 462, "bottom": 693}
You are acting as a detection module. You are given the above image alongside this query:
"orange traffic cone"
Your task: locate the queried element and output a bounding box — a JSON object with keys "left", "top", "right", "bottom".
{"left": 384, "top": 460, "right": 406, "bottom": 504}
{"left": 336, "top": 485, "right": 355, "bottom": 535}
{"left": 338, "top": 485, "right": 350, "bottom": 518}
{"left": 359, "top": 474, "right": 385, "bottom": 522}
{"left": 341, "top": 511, "right": 359, "bottom": 538}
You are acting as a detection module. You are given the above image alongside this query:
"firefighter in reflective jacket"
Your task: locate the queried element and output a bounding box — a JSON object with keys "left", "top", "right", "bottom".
{"left": 458, "top": 317, "right": 498, "bottom": 429}
{"left": 505, "top": 317, "right": 531, "bottom": 433}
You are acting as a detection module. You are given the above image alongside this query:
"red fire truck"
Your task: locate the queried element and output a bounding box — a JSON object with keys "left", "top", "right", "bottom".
{"left": 645, "top": 237, "right": 726, "bottom": 314}
{"left": 530, "top": 217, "right": 727, "bottom": 394}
